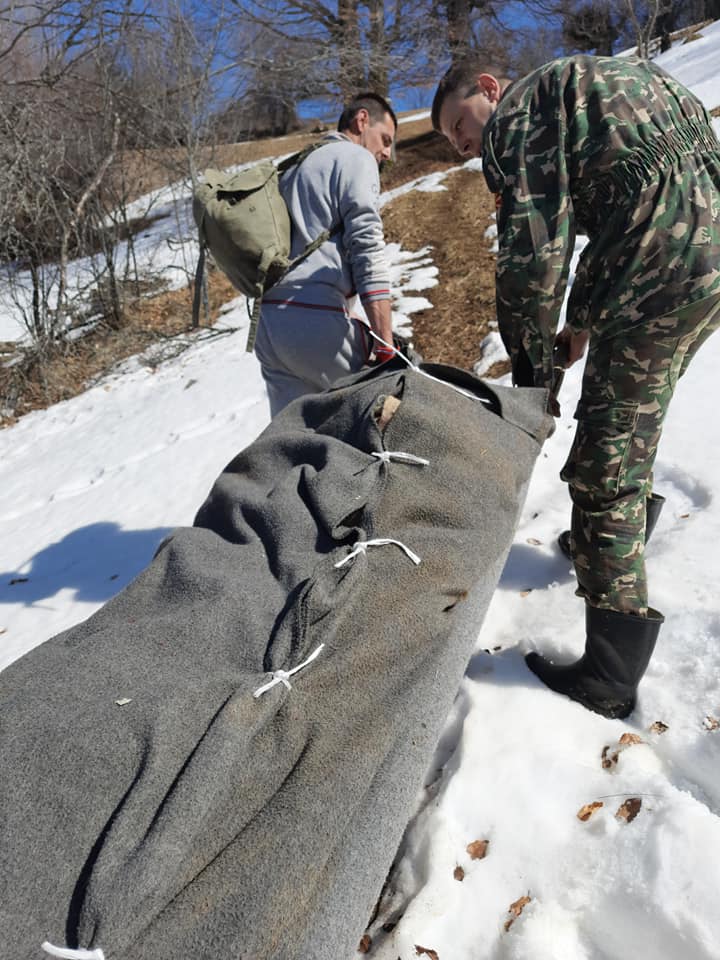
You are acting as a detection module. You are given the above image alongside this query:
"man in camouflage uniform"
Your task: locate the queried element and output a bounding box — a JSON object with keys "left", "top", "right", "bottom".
{"left": 432, "top": 55, "right": 720, "bottom": 718}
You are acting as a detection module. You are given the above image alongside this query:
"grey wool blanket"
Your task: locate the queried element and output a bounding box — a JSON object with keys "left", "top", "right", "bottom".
{"left": 0, "top": 361, "right": 551, "bottom": 960}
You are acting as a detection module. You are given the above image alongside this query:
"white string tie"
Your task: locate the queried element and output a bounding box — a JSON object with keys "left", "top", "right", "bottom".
{"left": 253, "top": 643, "right": 325, "bottom": 699}
{"left": 371, "top": 451, "right": 430, "bottom": 467}
{"left": 42, "top": 944, "right": 105, "bottom": 960}
{"left": 334, "top": 538, "right": 421, "bottom": 568}
{"left": 368, "top": 331, "right": 492, "bottom": 406}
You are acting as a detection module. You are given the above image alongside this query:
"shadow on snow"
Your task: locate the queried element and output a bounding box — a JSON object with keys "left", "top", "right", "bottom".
{"left": 0, "top": 521, "right": 172, "bottom": 605}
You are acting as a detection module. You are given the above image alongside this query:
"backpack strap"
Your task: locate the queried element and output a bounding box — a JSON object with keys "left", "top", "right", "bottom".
{"left": 192, "top": 231, "right": 206, "bottom": 328}
{"left": 276, "top": 139, "right": 331, "bottom": 176}
{"left": 245, "top": 246, "right": 283, "bottom": 352}
{"left": 247, "top": 218, "right": 344, "bottom": 353}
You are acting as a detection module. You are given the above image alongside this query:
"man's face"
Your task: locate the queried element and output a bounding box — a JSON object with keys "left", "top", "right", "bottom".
{"left": 357, "top": 110, "right": 396, "bottom": 165}
{"left": 439, "top": 78, "right": 499, "bottom": 158}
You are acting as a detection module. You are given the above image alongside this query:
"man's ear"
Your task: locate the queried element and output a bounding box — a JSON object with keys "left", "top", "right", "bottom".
{"left": 477, "top": 73, "right": 501, "bottom": 103}
{"left": 349, "top": 107, "right": 370, "bottom": 134}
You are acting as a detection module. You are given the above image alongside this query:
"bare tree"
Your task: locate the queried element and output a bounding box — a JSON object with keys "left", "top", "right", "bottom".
{"left": 0, "top": 1, "right": 149, "bottom": 347}
{"left": 226, "top": 0, "right": 442, "bottom": 102}
{"left": 561, "top": 0, "right": 625, "bottom": 55}
{"left": 625, "top": 0, "right": 674, "bottom": 58}
{"left": 0, "top": 0, "right": 235, "bottom": 351}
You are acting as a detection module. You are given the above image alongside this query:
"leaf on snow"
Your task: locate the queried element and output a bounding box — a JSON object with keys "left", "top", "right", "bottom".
{"left": 526, "top": 537, "right": 542, "bottom": 546}
{"left": 466, "top": 839, "right": 489, "bottom": 860}
{"left": 649, "top": 721, "right": 669, "bottom": 734}
{"left": 504, "top": 895, "right": 531, "bottom": 932}
{"left": 577, "top": 801, "right": 604, "bottom": 822}
{"left": 615, "top": 798, "right": 642, "bottom": 823}
{"left": 415, "top": 946, "right": 439, "bottom": 959}
{"left": 519, "top": 589, "right": 532, "bottom": 598}
{"left": 618, "top": 733, "right": 643, "bottom": 746}
{"left": 358, "top": 934, "right": 372, "bottom": 954}
{"left": 602, "top": 733, "right": 644, "bottom": 768}
{"left": 704, "top": 716, "right": 720, "bottom": 731}
{"left": 454, "top": 865, "right": 465, "bottom": 881}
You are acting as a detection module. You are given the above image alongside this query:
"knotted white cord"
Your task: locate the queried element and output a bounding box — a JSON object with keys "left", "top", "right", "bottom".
{"left": 371, "top": 450, "right": 430, "bottom": 467}
{"left": 334, "top": 538, "right": 422, "bottom": 568}
{"left": 42, "top": 944, "right": 105, "bottom": 960}
{"left": 368, "top": 331, "right": 492, "bottom": 405}
{"left": 253, "top": 643, "right": 325, "bottom": 699}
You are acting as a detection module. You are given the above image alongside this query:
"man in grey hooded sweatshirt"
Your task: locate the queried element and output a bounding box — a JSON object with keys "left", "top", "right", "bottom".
{"left": 255, "top": 92, "right": 397, "bottom": 416}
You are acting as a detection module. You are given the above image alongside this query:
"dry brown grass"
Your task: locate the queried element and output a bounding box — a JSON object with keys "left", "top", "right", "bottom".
{"left": 0, "top": 272, "right": 237, "bottom": 426}
{"left": 383, "top": 165, "right": 504, "bottom": 373}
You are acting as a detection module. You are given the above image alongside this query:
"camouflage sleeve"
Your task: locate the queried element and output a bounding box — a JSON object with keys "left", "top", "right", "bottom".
{"left": 485, "top": 110, "right": 576, "bottom": 390}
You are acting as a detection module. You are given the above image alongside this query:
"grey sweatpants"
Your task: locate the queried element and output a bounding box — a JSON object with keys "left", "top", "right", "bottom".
{"left": 255, "top": 301, "right": 370, "bottom": 417}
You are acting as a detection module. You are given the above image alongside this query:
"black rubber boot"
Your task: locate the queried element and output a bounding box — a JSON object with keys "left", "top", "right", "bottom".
{"left": 558, "top": 493, "right": 666, "bottom": 560}
{"left": 525, "top": 605, "right": 664, "bottom": 719}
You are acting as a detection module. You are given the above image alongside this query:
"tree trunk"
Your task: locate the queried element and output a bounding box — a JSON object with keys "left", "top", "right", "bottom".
{"left": 367, "top": 0, "right": 388, "bottom": 95}
{"left": 336, "top": 0, "right": 364, "bottom": 99}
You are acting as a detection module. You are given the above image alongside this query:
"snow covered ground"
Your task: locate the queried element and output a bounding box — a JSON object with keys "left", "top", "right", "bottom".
{"left": 2, "top": 24, "right": 720, "bottom": 960}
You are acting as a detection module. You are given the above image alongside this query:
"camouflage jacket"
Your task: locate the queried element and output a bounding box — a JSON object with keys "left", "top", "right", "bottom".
{"left": 482, "top": 55, "right": 720, "bottom": 389}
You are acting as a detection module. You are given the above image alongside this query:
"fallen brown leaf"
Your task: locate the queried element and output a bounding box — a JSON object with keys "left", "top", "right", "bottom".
{"left": 618, "top": 733, "right": 643, "bottom": 746}
{"left": 616, "top": 798, "right": 642, "bottom": 823}
{"left": 603, "top": 733, "right": 643, "bottom": 769}
{"left": 520, "top": 589, "right": 532, "bottom": 598}
{"left": 358, "top": 934, "right": 372, "bottom": 954}
{"left": 526, "top": 537, "right": 542, "bottom": 546}
{"left": 679, "top": 513, "right": 690, "bottom": 519}
{"left": 649, "top": 721, "right": 669, "bottom": 735}
{"left": 466, "top": 839, "right": 489, "bottom": 860}
{"left": 504, "top": 895, "right": 531, "bottom": 932}
{"left": 577, "top": 801, "right": 604, "bottom": 822}
{"left": 454, "top": 865, "right": 465, "bottom": 882}
{"left": 704, "top": 716, "right": 720, "bottom": 731}
{"left": 415, "top": 946, "right": 439, "bottom": 960}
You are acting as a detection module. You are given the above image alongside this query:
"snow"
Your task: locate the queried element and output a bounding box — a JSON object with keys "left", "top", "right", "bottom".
{"left": 3, "top": 21, "right": 720, "bottom": 960}
{"left": 400, "top": 110, "right": 432, "bottom": 124}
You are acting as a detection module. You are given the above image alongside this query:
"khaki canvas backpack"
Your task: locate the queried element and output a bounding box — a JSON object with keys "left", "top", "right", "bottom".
{"left": 192, "top": 143, "right": 339, "bottom": 351}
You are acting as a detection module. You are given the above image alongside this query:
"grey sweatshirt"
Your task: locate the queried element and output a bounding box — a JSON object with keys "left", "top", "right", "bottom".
{"left": 262, "top": 132, "right": 391, "bottom": 314}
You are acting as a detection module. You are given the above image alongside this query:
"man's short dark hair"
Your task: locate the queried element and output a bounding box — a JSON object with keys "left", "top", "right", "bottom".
{"left": 431, "top": 61, "right": 508, "bottom": 132}
{"left": 338, "top": 92, "right": 398, "bottom": 133}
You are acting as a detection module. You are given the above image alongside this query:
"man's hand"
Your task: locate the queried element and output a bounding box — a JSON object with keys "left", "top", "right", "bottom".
{"left": 363, "top": 298, "right": 395, "bottom": 364}
{"left": 554, "top": 327, "right": 590, "bottom": 367}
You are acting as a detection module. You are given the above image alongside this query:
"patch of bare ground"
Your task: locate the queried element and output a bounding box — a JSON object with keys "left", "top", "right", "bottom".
{"left": 382, "top": 159, "right": 508, "bottom": 375}
{"left": 0, "top": 272, "right": 237, "bottom": 427}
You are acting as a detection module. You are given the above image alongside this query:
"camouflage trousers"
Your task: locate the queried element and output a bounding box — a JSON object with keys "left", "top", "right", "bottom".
{"left": 560, "top": 291, "right": 720, "bottom": 614}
